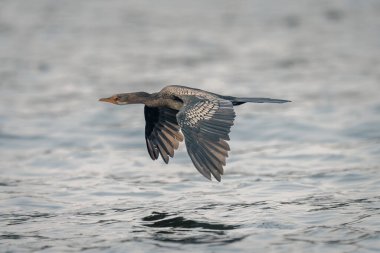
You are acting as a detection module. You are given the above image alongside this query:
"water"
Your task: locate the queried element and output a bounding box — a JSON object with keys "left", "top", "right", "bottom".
{"left": 1, "top": 0, "right": 380, "bottom": 252}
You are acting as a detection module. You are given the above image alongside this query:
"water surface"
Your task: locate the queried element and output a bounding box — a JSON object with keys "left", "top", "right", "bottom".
{"left": 1, "top": 0, "right": 380, "bottom": 252}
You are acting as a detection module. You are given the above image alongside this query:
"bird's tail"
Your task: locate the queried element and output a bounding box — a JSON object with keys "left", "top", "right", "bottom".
{"left": 226, "top": 97, "right": 291, "bottom": 106}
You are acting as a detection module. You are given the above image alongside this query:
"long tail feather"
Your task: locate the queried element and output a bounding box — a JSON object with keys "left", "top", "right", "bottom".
{"left": 232, "top": 97, "right": 291, "bottom": 105}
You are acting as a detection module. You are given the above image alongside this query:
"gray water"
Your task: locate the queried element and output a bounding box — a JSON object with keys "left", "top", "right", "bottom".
{"left": 1, "top": 0, "right": 380, "bottom": 252}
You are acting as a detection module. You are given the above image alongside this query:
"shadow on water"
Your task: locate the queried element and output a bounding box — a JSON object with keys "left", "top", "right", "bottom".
{"left": 141, "top": 212, "right": 246, "bottom": 244}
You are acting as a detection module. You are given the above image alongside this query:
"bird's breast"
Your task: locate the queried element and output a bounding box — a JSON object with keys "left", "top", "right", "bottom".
{"left": 145, "top": 98, "right": 183, "bottom": 111}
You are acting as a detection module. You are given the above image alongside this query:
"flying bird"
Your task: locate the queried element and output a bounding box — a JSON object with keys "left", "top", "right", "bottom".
{"left": 99, "top": 85, "right": 290, "bottom": 181}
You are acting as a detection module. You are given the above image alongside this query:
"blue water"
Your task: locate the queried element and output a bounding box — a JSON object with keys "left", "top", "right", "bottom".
{"left": 1, "top": 0, "right": 380, "bottom": 252}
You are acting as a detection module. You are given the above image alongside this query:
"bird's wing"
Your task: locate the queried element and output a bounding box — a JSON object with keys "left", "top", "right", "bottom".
{"left": 144, "top": 106, "right": 184, "bottom": 163}
{"left": 176, "top": 97, "right": 236, "bottom": 181}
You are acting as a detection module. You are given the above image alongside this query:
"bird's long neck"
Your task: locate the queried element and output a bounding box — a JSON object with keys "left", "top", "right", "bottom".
{"left": 122, "top": 92, "right": 162, "bottom": 107}
{"left": 120, "top": 92, "right": 182, "bottom": 109}
{"left": 126, "top": 92, "right": 154, "bottom": 104}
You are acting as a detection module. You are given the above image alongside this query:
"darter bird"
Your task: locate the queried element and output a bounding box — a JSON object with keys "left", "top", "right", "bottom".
{"left": 99, "top": 85, "right": 290, "bottom": 181}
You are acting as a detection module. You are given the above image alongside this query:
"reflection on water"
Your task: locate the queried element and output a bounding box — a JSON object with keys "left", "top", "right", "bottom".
{"left": 142, "top": 212, "right": 242, "bottom": 244}
{"left": 1, "top": 0, "right": 380, "bottom": 252}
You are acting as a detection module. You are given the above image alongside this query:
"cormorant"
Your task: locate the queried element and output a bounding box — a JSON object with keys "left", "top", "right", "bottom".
{"left": 99, "top": 85, "right": 290, "bottom": 181}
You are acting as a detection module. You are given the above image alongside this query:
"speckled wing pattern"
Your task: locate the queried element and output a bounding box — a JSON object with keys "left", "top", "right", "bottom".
{"left": 144, "top": 106, "right": 184, "bottom": 163}
{"left": 176, "top": 96, "right": 236, "bottom": 181}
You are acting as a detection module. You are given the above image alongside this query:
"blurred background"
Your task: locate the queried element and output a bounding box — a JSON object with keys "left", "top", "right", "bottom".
{"left": 1, "top": 0, "right": 379, "bottom": 252}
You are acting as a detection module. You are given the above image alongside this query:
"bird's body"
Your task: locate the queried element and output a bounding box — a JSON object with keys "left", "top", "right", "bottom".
{"left": 99, "top": 85, "right": 290, "bottom": 181}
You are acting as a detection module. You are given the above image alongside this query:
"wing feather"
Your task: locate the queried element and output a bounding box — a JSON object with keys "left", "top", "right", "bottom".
{"left": 176, "top": 97, "right": 235, "bottom": 181}
{"left": 144, "top": 106, "right": 183, "bottom": 163}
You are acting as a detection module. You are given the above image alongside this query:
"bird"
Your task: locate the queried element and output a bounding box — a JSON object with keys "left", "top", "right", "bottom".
{"left": 99, "top": 85, "right": 290, "bottom": 181}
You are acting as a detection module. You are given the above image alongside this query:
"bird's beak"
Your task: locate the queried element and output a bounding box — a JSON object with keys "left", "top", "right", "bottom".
{"left": 99, "top": 96, "right": 117, "bottom": 104}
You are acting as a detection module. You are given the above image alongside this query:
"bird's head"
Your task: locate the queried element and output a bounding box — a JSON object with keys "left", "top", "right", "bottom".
{"left": 99, "top": 94, "right": 129, "bottom": 105}
{"left": 99, "top": 92, "right": 150, "bottom": 105}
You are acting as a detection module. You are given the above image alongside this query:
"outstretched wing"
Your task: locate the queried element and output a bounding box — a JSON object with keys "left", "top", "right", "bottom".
{"left": 144, "top": 106, "right": 184, "bottom": 163}
{"left": 176, "top": 97, "right": 236, "bottom": 181}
